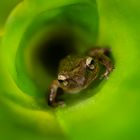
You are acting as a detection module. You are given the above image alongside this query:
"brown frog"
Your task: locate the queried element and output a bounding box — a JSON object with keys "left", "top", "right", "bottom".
{"left": 48, "top": 47, "right": 114, "bottom": 107}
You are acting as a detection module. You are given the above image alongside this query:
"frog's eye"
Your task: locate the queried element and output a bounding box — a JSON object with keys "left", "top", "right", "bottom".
{"left": 58, "top": 75, "right": 68, "bottom": 86}
{"left": 86, "top": 57, "right": 95, "bottom": 70}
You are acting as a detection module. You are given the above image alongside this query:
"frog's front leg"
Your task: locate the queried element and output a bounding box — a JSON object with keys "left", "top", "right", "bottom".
{"left": 48, "top": 80, "right": 64, "bottom": 107}
{"left": 88, "top": 47, "right": 114, "bottom": 79}
{"left": 98, "top": 54, "right": 113, "bottom": 79}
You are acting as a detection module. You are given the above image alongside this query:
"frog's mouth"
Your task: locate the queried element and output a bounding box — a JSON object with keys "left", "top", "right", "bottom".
{"left": 66, "top": 88, "right": 83, "bottom": 94}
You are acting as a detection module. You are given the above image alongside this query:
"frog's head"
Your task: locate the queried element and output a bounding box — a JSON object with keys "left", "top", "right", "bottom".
{"left": 57, "top": 56, "right": 98, "bottom": 93}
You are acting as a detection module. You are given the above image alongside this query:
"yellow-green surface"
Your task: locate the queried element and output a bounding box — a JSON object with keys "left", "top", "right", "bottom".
{"left": 0, "top": 0, "right": 140, "bottom": 140}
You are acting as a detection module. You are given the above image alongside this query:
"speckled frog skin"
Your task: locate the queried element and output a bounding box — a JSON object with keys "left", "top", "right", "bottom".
{"left": 48, "top": 47, "right": 113, "bottom": 107}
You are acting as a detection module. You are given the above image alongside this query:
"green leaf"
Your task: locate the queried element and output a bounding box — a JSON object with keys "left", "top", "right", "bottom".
{"left": 0, "top": 0, "right": 22, "bottom": 35}
{"left": 0, "top": 0, "right": 140, "bottom": 140}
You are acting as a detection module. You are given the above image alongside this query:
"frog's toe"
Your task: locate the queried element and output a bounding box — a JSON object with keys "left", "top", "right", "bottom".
{"left": 99, "top": 71, "right": 110, "bottom": 80}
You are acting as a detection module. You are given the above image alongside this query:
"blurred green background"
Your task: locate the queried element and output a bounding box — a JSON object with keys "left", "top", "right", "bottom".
{"left": 0, "top": 0, "right": 140, "bottom": 140}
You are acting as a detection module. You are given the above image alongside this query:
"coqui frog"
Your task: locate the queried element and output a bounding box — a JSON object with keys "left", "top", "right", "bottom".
{"left": 48, "top": 47, "right": 114, "bottom": 107}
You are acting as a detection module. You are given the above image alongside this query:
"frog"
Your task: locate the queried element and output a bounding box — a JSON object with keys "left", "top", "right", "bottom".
{"left": 48, "top": 47, "right": 114, "bottom": 107}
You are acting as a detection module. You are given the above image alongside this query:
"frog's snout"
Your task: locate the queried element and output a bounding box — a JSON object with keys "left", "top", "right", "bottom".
{"left": 74, "top": 76, "right": 85, "bottom": 87}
